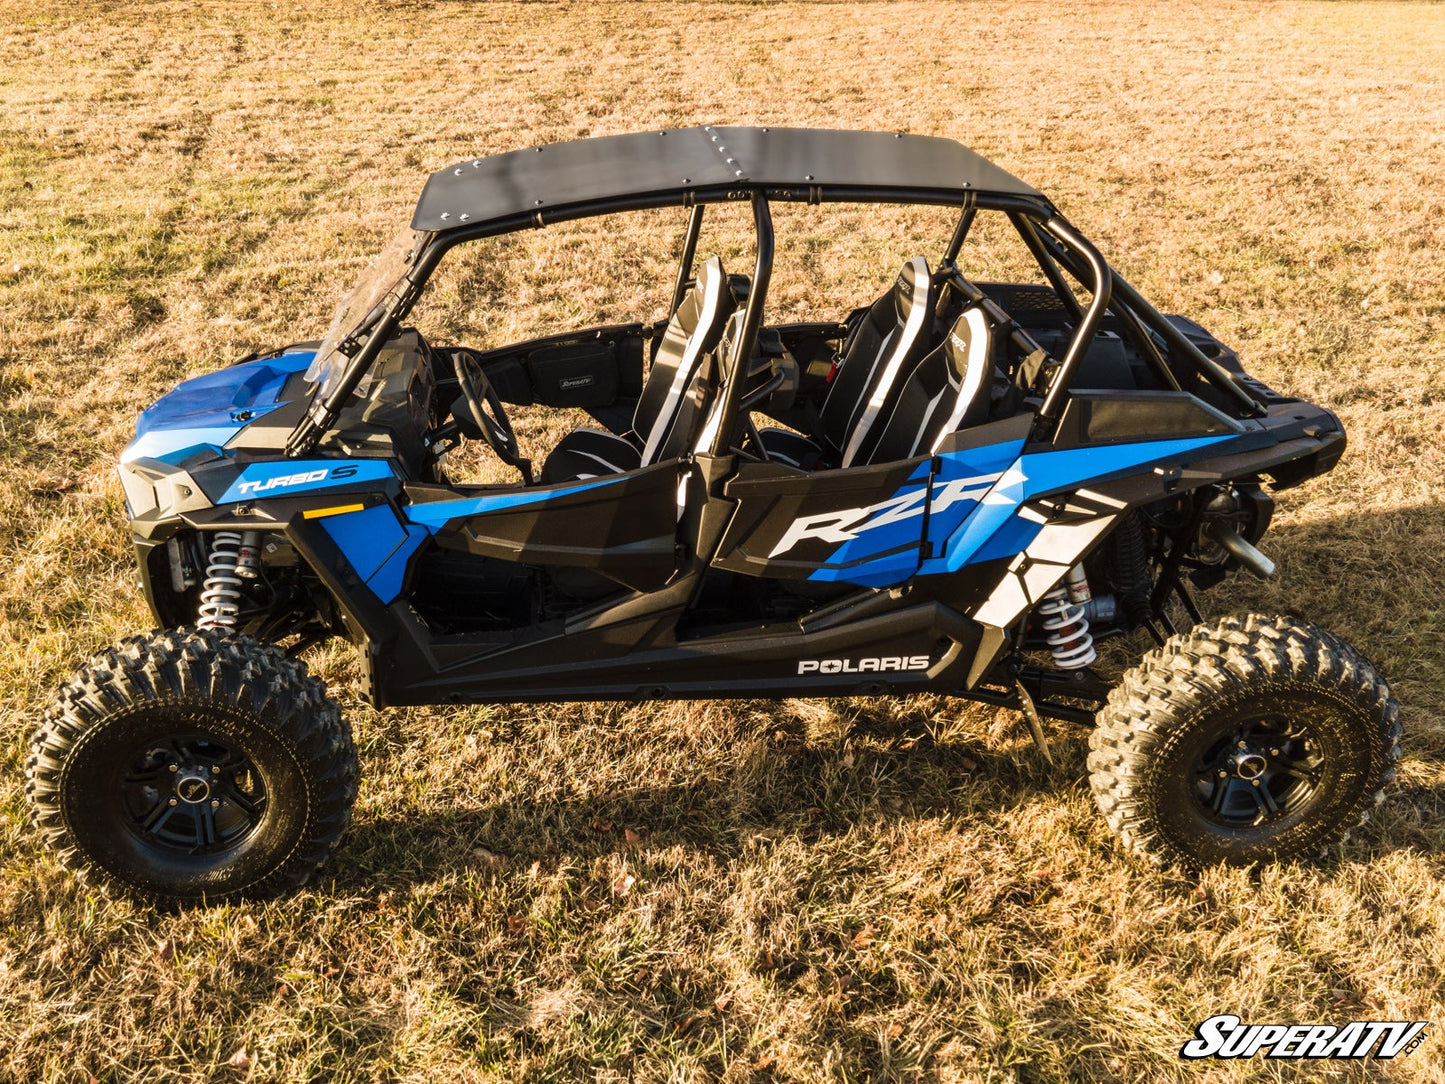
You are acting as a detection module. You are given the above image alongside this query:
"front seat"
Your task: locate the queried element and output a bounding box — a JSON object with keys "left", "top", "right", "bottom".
{"left": 542, "top": 257, "right": 735, "bottom": 482}
{"left": 863, "top": 304, "right": 998, "bottom": 464}
{"left": 758, "top": 256, "right": 938, "bottom": 469}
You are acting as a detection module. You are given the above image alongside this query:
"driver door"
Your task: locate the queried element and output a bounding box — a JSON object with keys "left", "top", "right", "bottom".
{"left": 406, "top": 458, "right": 683, "bottom": 593}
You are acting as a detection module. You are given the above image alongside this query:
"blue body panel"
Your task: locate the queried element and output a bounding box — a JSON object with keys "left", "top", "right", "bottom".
{"left": 320, "top": 504, "right": 429, "bottom": 604}
{"left": 122, "top": 349, "right": 316, "bottom": 465}
{"left": 802, "top": 434, "right": 1236, "bottom": 587}
{"left": 919, "top": 434, "right": 1234, "bottom": 576}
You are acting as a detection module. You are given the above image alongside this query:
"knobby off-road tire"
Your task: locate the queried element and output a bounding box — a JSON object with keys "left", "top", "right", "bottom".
{"left": 26, "top": 627, "right": 358, "bottom": 904}
{"left": 1088, "top": 614, "right": 1401, "bottom": 868}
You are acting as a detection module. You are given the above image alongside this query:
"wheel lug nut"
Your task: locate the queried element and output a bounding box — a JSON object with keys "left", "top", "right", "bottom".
{"left": 1218, "top": 769, "right": 1228, "bottom": 778}
{"left": 1236, "top": 741, "right": 1247, "bottom": 749}
{"left": 168, "top": 798, "right": 178, "bottom": 806}
{"left": 1251, "top": 779, "right": 1261, "bottom": 787}
{"left": 169, "top": 764, "right": 179, "bottom": 772}
{"left": 211, "top": 765, "right": 221, "bottom": 774}
{"left": 211, "top": 799, "right": 220, "bottom": 808}
{"left": 1269, "top": 748, "right": 1280, "bottom": 756}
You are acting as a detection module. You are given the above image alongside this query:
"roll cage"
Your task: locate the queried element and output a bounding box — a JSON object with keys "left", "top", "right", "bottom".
{"left": 286, "top": 126, "right": 1266, "bottom": 459}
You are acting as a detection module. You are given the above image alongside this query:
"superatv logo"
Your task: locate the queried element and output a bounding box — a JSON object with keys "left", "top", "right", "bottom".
{"left": 1181, "top": 1015, "right": 1429, "bottom": 1060}
{"left": 798, "top": 656, "right": 930, "bottom": 675}
{"left": 769, "top": 472, "right": 1002, "bottom": 558}
{"left": 236, "top": 465, "right": 358, "bottom": 497}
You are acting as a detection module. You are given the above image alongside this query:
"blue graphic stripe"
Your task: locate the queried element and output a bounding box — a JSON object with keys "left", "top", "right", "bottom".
{"left": 920, "top": 434, "right": 1234, "bottom": 575}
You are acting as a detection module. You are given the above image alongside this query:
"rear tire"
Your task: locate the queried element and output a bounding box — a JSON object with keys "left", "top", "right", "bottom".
{"left": 26, "top": 628, "right": 358, "bottom": 904}
{"left": 1088, "top": 614, "right": 1400, "bottom": 868}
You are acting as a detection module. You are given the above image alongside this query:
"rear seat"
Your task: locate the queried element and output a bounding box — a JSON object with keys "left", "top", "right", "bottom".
{"left": 863, "top": 304, "right": 999, "bottom": 464}
{"left": 758, "top": 256, "right": 939, "bottom": 469}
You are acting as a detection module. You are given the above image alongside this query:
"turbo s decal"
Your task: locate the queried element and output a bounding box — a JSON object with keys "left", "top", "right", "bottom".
{"left": 218, "top": 459, "right": 393, "bottom": 504}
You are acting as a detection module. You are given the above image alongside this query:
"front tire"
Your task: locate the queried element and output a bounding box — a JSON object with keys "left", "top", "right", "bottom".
{"left": 1088, "top": 614, "right": 1401, "bottom": 867}
{"left": 26, "top": 628, "right": 358, "bottom": 904}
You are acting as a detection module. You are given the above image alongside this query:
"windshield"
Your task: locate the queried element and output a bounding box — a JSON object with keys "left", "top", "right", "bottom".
{"left": 304, "top": 228, "right": 423, "bottom": 397}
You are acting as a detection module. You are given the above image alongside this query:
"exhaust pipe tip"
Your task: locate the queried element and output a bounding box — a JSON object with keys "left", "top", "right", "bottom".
{"left": 1208, "top": 523, "right": 1277, "bottom": 579}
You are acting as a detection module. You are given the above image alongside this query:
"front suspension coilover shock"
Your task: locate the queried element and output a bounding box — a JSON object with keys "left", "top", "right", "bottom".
{"left": 1037, "top": 564, "right": 1097, "bottom": 669}
{"left": 197, "top": 531, "right": 244, "bottom": 630}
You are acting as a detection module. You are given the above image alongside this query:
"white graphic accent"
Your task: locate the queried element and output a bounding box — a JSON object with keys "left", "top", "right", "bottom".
{"left": 1074, "top": 487, "right": 1129, "bottom": 510}
{"left": 767, "top": 471, "right": 1002, "bottom": 558}
{"left": 972, "top": 512, "right": 1119, "bottom": 628}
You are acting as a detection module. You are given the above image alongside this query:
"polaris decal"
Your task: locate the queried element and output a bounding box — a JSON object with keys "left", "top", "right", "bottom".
{"left": 219, "top": 460, "right": 394, "bottom": 504}
{"left": 798, "top": 655, "right": 931, "bottom": 675}
{"left": 769, "top": 471, "right": 1003, "bottom": 558}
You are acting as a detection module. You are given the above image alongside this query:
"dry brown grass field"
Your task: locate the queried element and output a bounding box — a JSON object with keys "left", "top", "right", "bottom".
{"left": 2, "top": 1, "right": 1444, "bottom": 1081}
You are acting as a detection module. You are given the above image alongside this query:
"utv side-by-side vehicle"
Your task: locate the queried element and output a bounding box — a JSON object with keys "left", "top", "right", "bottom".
{"left": 28, "top": 127, "right": 1400, "bottom": 903}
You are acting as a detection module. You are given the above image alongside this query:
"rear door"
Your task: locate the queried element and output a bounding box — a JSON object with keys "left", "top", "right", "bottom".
{"left": 710, "top": 457, "right": 933, "bottom": 589}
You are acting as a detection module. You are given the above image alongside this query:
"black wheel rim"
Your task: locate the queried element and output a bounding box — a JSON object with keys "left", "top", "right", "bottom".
{"left": 118, "top": 731, "right": 268, "bottom": 855}
{"left": 1191, "top": 711, "right": 1323, "bottom": 829}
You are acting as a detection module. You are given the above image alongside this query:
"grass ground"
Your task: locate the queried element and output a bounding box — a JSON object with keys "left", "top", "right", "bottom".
{"left": 2, "top": 1, "right": 1444, "bottom": 1080}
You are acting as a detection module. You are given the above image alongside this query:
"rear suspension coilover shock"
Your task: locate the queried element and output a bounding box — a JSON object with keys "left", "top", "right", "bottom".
{"left": 197, "top": 532, "right": 247, "bottom": 629}
{"left": 1037, "top": 564, "right": 1097, "bottom": 669}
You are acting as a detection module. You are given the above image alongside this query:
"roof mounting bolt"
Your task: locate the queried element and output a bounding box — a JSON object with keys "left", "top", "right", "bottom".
{"left": 804, "top": 174, "right": 814, "bottom": 181}
{"left": 535, "top": 146, "right": 543, "bottom": 152}
{"left": 962, "top": 181, "right": 971, "bottom": 188}
{"left": 534, "top": 199, "right": 544, "bottom": 206}
{"left": 682, "top": 177, "right": 691, "bottom": 183}
{"left": 453, "top": 167, "right": 463, "bottom": 176}
{"left": 896, "top": 132, "right": 904, "bottom": 138}
{"left": 459, "top": 213, "right": 470, "bottom": 221}
{"left": 735, "top": 170, "right": 744, "bottom": 177}
{"left": 439, "top": 212, "right": 450, "bottom": 220}
{"left": 761, "top": 127, "right": 769, "bottom": 132}
{"left": 472, "top": 160, "right": 481, "bottom": 168}
{"left": 725, "top": 158, "right": 736, "bottom": 165}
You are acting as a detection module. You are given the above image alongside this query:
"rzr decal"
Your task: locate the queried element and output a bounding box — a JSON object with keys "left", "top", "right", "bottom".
{"left": 769, "top": 471, "right": 1002, "bottom": 558}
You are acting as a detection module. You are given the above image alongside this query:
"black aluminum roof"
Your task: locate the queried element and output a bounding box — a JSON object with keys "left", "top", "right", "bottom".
{"left": 411, "top": 126, "right": 1042, "bottom": 233}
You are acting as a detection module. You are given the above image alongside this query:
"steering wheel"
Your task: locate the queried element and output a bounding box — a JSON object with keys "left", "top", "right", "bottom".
{"left": 452, "top": 350, "right": 533, "bottom": 483}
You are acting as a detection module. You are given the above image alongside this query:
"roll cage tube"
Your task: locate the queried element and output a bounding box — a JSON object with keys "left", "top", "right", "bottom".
{"left": 283, "top": 179, "right": 1261, "bottom": 456}
{"left": 1030, "top": 220, "right": 1267, "bottom": 418}
{"left": 1036, "top": 216, "right": 1114, "bottom": 423}
{"left": 669, "top": 204, "right": 706, "bottom": 316}
{"left": 708, "top": 193, "right": 774, "bottom": 457}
